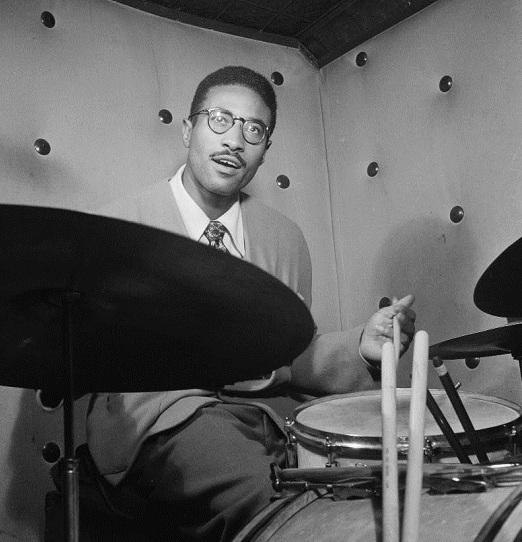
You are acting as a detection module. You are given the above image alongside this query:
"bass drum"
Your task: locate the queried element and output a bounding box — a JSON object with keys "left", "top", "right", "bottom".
{"left": 231, "top": 484, "right": 522, "bottom": 542}
{"left": 286, "top": 389, "right": 522, "bottom": 467}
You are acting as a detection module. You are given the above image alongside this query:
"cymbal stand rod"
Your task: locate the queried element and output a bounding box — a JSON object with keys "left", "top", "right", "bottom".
{"left": 62, "top": 291, "right": 80, "bottom": 542}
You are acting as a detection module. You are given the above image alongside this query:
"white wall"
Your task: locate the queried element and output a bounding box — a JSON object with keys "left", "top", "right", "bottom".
{"left": 321, "top": 0, "right": 522, "bottom": 406}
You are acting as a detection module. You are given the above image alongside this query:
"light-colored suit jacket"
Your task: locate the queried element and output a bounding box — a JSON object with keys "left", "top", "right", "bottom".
{"left": 87, "top": 178, "right": 370, "bottom": 485}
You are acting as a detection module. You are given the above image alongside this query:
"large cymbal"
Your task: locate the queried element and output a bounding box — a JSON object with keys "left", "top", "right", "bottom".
{"left": 429, "top": 323, "right": 522, "bottom": 360}
{"left": 0, "top": 204, "right": 315, "bottom": 393}
{"left": 474, "top": 237, "right": 522, "bottom": 317}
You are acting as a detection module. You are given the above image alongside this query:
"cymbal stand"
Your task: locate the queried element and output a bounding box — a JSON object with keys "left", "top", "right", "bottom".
{"left": 61, "top": 291, "right": 80, "bottom": 542}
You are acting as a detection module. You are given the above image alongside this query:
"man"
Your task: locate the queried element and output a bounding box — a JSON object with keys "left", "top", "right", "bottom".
{"left": 87, "top": 66, "right": 416, "bottom": 541}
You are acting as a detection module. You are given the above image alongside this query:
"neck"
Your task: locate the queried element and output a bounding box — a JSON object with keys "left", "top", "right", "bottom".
{"left": 181, "top": 170, "right": 238, "bottom": 220}
{"left": 190, "top": 188, "right": 236, "bottom": 220}
{"left": 202, "top": 196, "right": 235, "bottom": 220}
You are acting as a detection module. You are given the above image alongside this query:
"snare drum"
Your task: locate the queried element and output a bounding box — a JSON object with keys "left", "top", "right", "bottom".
{"left": 232, "top": 483, "right": 522, "bottom": 542}
{"left": 286, "top": 389, "right": 522, "bottom": 467}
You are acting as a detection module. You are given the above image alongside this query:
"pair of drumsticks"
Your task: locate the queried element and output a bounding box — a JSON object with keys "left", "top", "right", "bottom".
{"left": 381, "top": 306, "right": 492, "bottom": 541}
{"left": 381, "top": 317, "right": 429, "bottom": 542}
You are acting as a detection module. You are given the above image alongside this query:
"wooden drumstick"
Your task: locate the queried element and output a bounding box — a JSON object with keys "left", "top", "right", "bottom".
{"left": 379, "top": 297, "right": 401, "bottom": 366}
{"left": 381, "top": 340, "right": 399, "bottom": 542}
{"left": 403, "top": 331, "right": 429, "bottom": 542}
{"left": 432, "top": 357, "right": 489, "bottom": 464}
{"left": 425, "top": 390, "right": 472, "bottom": 464}
{"left": 393, "top": 316, "right": 401, "bottom": 367}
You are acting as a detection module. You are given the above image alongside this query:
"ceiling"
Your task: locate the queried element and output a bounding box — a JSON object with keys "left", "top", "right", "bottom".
{"left": 113, "top": 0, "right": 440, "bottom": 69}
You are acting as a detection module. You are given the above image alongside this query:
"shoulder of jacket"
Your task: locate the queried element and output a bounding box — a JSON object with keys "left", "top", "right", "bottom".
{"left": 240, "top": 192, "right": 305, "bottom": 240}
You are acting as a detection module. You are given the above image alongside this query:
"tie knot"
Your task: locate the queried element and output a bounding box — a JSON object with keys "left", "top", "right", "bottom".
{"left": 203, "top": 221, "right": 229, "bottom": 253}
{"left": 204, "top": 220, "right": 227, "bottom": 241}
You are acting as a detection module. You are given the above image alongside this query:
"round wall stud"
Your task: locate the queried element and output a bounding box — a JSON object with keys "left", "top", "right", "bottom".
{"left": 276, "top": 174, "right": 290, "bottom": 189}
{"left": 34, "top": 139, "right": 51, "bottom": 155}
{"left": 158, "top": 109, "right": 173, "bottom": 124}
{"left": 41, "top": 11, "right": 56, "bottom": 28}
{"left": 379, "top": 297, "right": 391, "bottom": 309}
{"left": 367, "top": 162, "right": 379, "bottom": 177}
{"left": 271, "top": 72, "right": 284, "bottom": 86}
{"left": 450, "top": 205, "right": 464, "bottom": 223}
{"left": 465, "top": 357, "right": 480, "bottom": 369}
{"left": 36, "top": 388, "right": 63, "bottom": 411}
{"left": 439, "top": 75, "right": 453, "bottom": 93}
{"left": 356, "top": 52, "right": 368, "bottom": 67}
{"left": 42, "top": 442, "right": 61, "bottom": 463}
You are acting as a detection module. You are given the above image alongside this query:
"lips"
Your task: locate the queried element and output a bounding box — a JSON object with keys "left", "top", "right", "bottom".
{"left": 210, "top": 152, "right": 245, "bottom": 170}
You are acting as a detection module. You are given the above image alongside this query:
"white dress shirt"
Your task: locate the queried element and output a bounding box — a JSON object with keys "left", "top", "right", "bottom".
{"left": 169, "top": 165, "right": 245, "bottom": 259}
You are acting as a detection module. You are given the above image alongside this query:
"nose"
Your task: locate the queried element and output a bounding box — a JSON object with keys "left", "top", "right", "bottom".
{"left": 221, "top": 120, "right": 245, "bottom": 151}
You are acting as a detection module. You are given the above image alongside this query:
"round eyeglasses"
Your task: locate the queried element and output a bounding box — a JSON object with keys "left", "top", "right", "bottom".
{"left": 189, "top": 107, "right": 270, "bottom": 145}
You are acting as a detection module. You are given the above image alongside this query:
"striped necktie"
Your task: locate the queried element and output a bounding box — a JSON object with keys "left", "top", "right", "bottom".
{"left": 203, "top": 221, "right": 229, "bottom": 253}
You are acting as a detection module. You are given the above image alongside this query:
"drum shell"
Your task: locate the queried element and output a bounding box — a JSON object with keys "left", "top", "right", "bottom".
{"left": 232, "top": 485, "right": 522, "bottom": 542}
{"left": 286, "top": 389, "right": 522, "bottom": 467}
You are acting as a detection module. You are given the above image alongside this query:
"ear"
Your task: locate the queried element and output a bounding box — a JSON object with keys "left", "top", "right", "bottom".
{"left": 260, "top": 139, "right": 271, "bottom": 164}
{"left": 182, "top": 118, "right": 193, "bottom": 148}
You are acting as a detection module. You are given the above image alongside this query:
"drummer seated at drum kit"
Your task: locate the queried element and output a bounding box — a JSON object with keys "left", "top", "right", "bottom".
{"left": 85, "top": 65, "right": 416, "bottom": 542}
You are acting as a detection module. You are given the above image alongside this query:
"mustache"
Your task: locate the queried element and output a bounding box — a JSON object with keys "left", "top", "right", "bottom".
{"left": 209, "top": 150, "right": 246, "bottom": 168}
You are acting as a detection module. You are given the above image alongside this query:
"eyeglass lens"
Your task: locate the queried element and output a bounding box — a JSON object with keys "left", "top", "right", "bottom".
{"left": 208, "top": 109, "right": 265, "bottom": 144}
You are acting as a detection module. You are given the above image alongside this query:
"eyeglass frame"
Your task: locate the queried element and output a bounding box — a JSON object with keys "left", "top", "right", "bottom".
{"left": 188, "top": 107, "right": 272, "bottom": 145}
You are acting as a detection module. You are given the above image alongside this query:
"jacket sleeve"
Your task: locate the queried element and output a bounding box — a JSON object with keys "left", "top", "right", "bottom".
{"left": 289, "top": 325, "right": 379, "bottom": 395}
{"left": 223, "top": 220, "right": 377, "bottom": 396}
{"left": 286, "top": 226, "right": 378, "bottom": 395}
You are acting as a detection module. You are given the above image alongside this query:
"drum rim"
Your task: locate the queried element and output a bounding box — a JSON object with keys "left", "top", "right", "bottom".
{"left": 288, "top": 389, "right": 522, "bottom": 454}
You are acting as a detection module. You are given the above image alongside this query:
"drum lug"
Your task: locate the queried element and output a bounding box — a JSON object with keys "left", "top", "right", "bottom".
{"left": 325, "top": 437, "right": 339, "bottom": 468}
{"left": 508, "top": 425, "right": 519, "bottom": 456}
{"left": 397, "top": 436, "right": 409, "bottom": 458}
{"left": 284, "top": 418, "right": 298, "bottom": 468}
{"left": 424, "top": 438, "right": 434, "bottom": 462}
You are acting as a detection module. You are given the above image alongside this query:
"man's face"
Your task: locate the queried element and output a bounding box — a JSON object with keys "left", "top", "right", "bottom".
{"left": 182, "top": 84, "right": 272, "bottom": 211}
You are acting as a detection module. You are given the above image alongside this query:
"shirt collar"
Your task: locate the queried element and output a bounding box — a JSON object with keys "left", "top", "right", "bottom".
{"left": 169, "top": 165, "right": 245, "bottom": 258}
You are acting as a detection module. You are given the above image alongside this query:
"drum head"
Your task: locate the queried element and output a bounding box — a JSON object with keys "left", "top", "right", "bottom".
{"left": 291, "top": 389, "right": 522, "bottom": 458}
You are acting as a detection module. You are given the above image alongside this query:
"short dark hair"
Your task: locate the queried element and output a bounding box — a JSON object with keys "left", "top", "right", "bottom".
{"left": 190, "top": 66, "right": 277, "bottom": 135}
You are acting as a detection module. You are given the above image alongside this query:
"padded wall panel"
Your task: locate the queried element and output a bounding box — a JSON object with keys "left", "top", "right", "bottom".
{"left": 322, "top": 0, "right": 522, "bottom": 404}
{"left": 0, "top": 1, "right": 339, "bottom": 539}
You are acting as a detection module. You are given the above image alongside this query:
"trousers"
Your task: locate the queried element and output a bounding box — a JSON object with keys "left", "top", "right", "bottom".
{"left": 118, "top": 401, "right": 287, "bottom": 541}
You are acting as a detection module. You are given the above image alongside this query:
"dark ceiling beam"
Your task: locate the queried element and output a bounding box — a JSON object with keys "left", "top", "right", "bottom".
{"left": 294, "top": 0, "right": 361, "bottom": 40}
{"left": 110, "top": 0, "right": 302, "bottom": 48}
{"left": 258, "top": 0, "right": 297, "bottom": 34}
{"left": 110, "top": 0, "right": 442, "bottom": 70}
{"left": 309, "top": 0, "right": 441, "bottom": 68}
